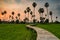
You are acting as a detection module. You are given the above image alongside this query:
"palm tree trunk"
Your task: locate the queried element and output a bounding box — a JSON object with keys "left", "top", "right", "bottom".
{"left": 34, "top": 8, "right": 35, "bottom": 19}
{"left": 42, "top": 13, "right": 43, "bottom": 18}
{"left": 51, "top": 15, "right": 52, "bottom": 22}
{"left": 5, "top": 14, "right": 6, "bottom": 21}
{"left": 40, "top": 13, "right": 41, "bottom": 22}
{"left": 47, "top": 8, "right": 49, "bottom": 19}
{"left": 56, "top": 18, "right": 57, "bottom": 21}
{"left": 25, "top": 14, "right": 26, "bottom": 19}
{"left": 31, "top": 15, "right": 32, "bottom": 22}
{"left": 45, "top": 15, "right": 46, "bottom": 20}
{"left": 19, "top": 17, "right": 20, "bottom": 21}
{"left": 42, "top": 13, "right": 44, "bottom": 22}
{"left": 28, "top": 12, "right": 29, "bottom": 22}
{"left": 4, "top": 15, "right": 5, "bottom": 21}
{"left": 2, "top": 16, "right": 4, "bottom": 21}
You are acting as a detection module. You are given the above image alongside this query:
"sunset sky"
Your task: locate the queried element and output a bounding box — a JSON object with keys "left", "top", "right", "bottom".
{"left": 0, "top": 0, "right": 60, "bottom": 22}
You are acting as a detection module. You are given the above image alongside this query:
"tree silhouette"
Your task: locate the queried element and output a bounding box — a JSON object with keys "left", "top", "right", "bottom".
{"left": 1, "top": 12, "right": 4, "bottom": 15}
{"left": 26, "top": 7, "right": 31, "bottom": 22}
{"left": 0, "top": 19, "right": 2, "bottom": 23}
{"left": 1, "top": 12, "right": 5, "bottom": 21}
{"left": 24, "top": 10, "right": 27, "bottom": 19}
{"left": 49, "top": 11, "right": 53, "bottom": 22}
{"left": 55, "top": 16, "right": 59, "bottom": 23}
{"left": 3, "top": 11, "right": 7, "bottom": 21}
{"left": 24, "top": 17, "right": 29, "bottom": 23}
{"left": 17, "top": 13, "right": 20, "bottom": 21}
{"left": 9, "top": 15, "right": 11, "bottom": 21}
{"left": 32, "top": 2, "right": 37, "bottom": 22}
{"left": 44, "top": 2, "right": 49, "bottom": 19}
{"left": 45, "top": 14, "right": 47, "bottom": 19}
{"left": 4, "top": 11, "right": 7, "bottom": 14}
{"left": 9, "top": 15, "right": 11, "bottom": 18}
{"left": 15, "top": 16, "right": 19, "bottom": 24}
{"left": 12, "top": 11, "right": 14, "bottom": 16}
{"left": 38, "top": 8, "right": 44, "bottom": 23}
{"left": 11, "top": 11, "right": 15, "bottom": 22}
{"left": 16, "top": 16, "right": 18, "bottom": 19}
{"left": 56, "top": 16, "right": 58, "bottom": 21}
{"left": 30, "top": 11, "right": 33, "bottom": 22}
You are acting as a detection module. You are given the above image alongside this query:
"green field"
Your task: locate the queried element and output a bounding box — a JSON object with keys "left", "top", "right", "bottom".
{"left": 36, "top": 23, "right": 60, "bottom": 39}
{"left": 0, "top": 24, "right": 37, "bottom": 40}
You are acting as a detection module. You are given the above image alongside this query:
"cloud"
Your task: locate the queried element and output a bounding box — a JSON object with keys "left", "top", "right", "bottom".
{"left": 15, "top": 0, "right": 21, "bottom": 4}
{"left": 3, "top": 0, "right": 14, "bottom": 4}
{"left": 48, "top": 0, "right": 60, "bottom": 3}
{"left": 56, "top": 5, "right": 60, "bottom": 15}
{"left": 4, "top": 0, "right": 8, "bottom": 2}
{"left": 56, "top": 5, "right": 60, "bottom": 11}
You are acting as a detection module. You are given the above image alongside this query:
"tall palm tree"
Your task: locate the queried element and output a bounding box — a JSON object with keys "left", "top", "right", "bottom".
{"left": 56, "top": 16, "right": 58, "bottom": 21}
{"left": 9, "top": 15, "right": 11, "bottom": 19}
{"left": 26, "top": 7, "right": 31, "bottom": 22}
{"left": 32, "top": 2, "right": 37, "bottom": 20}
{"left": 24, "top": 10, "right": 27, "bottom": 19}
{"left": 30, "top": 11, "right": 33, "bottom": 22}
{"left": 38, "top": 8, "right": 44, "bottom": 22}
{"left": 15, "top": 16, "right": 18, "bottom": 20}
{"left": 49, "top": 11, "right": 53, "bottom": 22}
{"left": 9, "top": 15, "right": 11, "bottom": 21}
{"left": 44, "top": 2, "right": 49, "bottom": 19}
{"left": 38, "top": 8, "right": 44, "bottom": 18}
{"left": 1, "top": 12, "right": 4, "bottom": 15}
{"left": 1, "top": 12, "right": 5, "bottom": 21}
{"left": 45, "top": 14, "right": 47, "bottom": 19}
{"left": 38, "top": 8, "right": 41, "bottom": 17}
{"left": 17, "top": 13, "right": 20, "bottom": 21}
{"left": 12, "top": 11, "right": 14, "bottom": 16}
{"left": 4, "top": 11, "right": 7, "bottom": 14}
{"left": 11, "top": 11, "right": 14, "bottom": 21}
{"left": 4, "top": 11, "right": 7, "bottom": 21}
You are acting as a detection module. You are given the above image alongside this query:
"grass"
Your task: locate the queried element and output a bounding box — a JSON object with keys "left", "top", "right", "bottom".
{"left": 36, "top": 23, "right": 60, "bottom": 39}
{"left": 0, "top": 24, "right": 37, "bottom": 40}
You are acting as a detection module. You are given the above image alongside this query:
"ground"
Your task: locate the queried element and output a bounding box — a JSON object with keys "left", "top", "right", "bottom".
{"left": 36, "top": 23, "right": 60, "bottom": 39}
{"left": 0, "top": 24, "right": 36, "bottom": 40}
{"left": 0, "top": 23, "right": 60, "bottom": 40}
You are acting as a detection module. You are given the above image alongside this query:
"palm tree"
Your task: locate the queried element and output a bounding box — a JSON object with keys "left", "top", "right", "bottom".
{"left": 38, "top": 8, "right": 41, "bottom": 17}
{"left": 32, "top": 2, "right": 37, "bottom": 20}
{"left": 9, "top": 15, "right": 11, "bottom": 19}
{"left": 30, "top": 11, "right": 33, "bottom": 18}
{"left": 15, "top": 16, "right": 18, "bottom": 20}
{"left": 9, "top": 15, "right": 11, "bottom": 21}
{"left": 49, "top": 11, "right": 53, "bottom": 22}
{"left": 56, "top": 16, "right": 58, "bottom": 21}
{"left": 44, "top": 2, "right": 49, "bottom": 19}
{"left": 4, "top": 11, "right": 7, "bottom": 14}
{"left": 12, "top": 11, "right": 14, "bottom": 16}
{"left": 1, "top": 12, "right": 5, "bottom": 21}
{"left": 45, "top": 14, "right": 47, "bottom": 19}
{"left": 4, "top": 11, "right": 7, "bottom": 21}
{"left": 38, "top": 8, "right": 44, "bottom": 23}
{"left": 38, "top": 8, "right": 44, "bottom": 18}
{"left": 30, "top": 11, "right": 33, "bottom": 22}
{"left": 11, "top": 11, "right": 14, "bottom": 21}
{"left": 17, "top": 13, "right": 20, "bottom": 21}
{"left": 1, "top": 12, "right": 4, "bottom": 15}
{"left": 26, "top": 7, "right": 31, "bottom": 22}
{"left": 24, "top": 10, "right": 27, "bottom": 19}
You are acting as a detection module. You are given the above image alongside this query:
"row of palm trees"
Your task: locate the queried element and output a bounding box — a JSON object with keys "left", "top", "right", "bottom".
{"left": 24, "top": 2, "right": 59, "bottom": 23}
{"left": 1, "top": 11, "right": 20, "bottom": 23}
{"left": 23, "top": 2, "right": 50, "bottom": 23}
{"left": 0, "top": 2, "right": 59, "bottom": 23}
